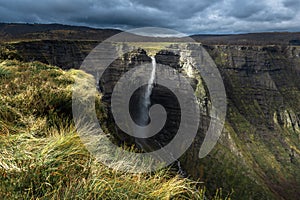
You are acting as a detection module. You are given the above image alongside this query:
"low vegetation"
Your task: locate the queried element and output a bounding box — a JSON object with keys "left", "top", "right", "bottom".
{"left": 0, "top": 60, "right": 228, "bottom": 199}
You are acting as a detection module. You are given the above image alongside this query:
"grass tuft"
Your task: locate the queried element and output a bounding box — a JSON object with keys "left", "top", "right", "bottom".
{"left": 0, "top": 60, "right": 228, "bottom": 199}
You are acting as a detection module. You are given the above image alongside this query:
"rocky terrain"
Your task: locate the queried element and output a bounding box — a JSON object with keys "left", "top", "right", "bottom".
{"left": 96, "top": 44, "right": 300, "bottom": 199}
{"left": 1, "top": 23, "right": 300, "bottom": 199}
{"left": 187, "top": 44, "right": 300, "bottom": 199}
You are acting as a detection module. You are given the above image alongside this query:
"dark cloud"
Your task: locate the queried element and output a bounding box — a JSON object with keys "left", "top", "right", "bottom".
{"left": 0, "top": 0, "right": 299, "bottom": 33}
{"left": 226, "top": 0, "right": 265, "bottom": 19}
{"left": 283, "top": 0, "right": 300, "bottom": 8}
{"left": 130, "top": 0, "right": 220, "bottom": 19}
{"left": 69, "top": 2, "right": 172, "bottom": 28}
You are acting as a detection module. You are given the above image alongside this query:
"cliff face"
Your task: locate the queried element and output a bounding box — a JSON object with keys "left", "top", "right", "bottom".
{"left": 182, "top": 45, "right": 300, "bottom": 199}
{"left": 1, "top": 40, "right": 300, "bottom": 199}
{"left": 97, "top": 44, "right": 300, "bottom": 199}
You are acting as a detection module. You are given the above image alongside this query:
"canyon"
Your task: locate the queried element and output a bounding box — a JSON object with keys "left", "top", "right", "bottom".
{"left": 1, "top": 24, "right": 300, "bottom": 199}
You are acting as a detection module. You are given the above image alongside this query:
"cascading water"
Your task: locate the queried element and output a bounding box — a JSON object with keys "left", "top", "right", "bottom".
{"left": 145, "top": 57, "right": 157, "bottom": 111}
{"left": 136, "top": 56, "right": 156, "bottom": 129}
{"left": 135, "top": 56, "right": 185, "bottom": 176}
{"left": 134, "top": 56, "right": 156, "bottom": 150}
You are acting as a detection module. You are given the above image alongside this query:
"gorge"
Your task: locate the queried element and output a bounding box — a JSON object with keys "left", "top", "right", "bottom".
{"left": 1, "top": 25, "right": 300, "bottom": 199}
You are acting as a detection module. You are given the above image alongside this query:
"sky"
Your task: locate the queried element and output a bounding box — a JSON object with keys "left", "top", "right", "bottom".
{"left": 0, "top": 0, "right": 300, "bottom": 34}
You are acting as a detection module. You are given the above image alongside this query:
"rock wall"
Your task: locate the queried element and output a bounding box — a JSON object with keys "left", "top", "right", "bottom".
{"left": 1, "top": 41, "right": 300, "bottom": 199}
{"left": 194, "top": 45, "right": 300, "bottom": 199}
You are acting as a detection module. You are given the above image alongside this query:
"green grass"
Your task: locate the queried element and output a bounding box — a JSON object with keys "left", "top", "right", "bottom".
{"left": 0, "top": 64, "right": 11, "bottom": 77}
{"left": 0, "top": 60, "right": 227, "bottom": 199}
{"left": 114, "top": 42, "right": 180, "bottom": 56}
{"left": 0, "top": 126, "right": 207, "bottom": 199}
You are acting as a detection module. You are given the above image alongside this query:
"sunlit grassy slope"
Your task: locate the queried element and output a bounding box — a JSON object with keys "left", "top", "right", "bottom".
{"left": 0, "top": 60, "right": 229, "bottom": 199}
{"left": 113, "top": 42, "right": 179, "bottom": 56}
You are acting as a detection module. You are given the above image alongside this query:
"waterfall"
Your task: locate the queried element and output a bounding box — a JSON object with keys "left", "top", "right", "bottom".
{"left": 144, "top": 56, "right": 156, "bottom": 114}
{"left": 134, "top": 57, "right": 185, "bottom": 176}
{"left": 138, "top": 56, "right": 156, "bottom": 128}
{"left": 135, "top": 56, "right": 156, "bottom": 152}
{"left": 135, "top": 57, "right": 185, "bottom": 176}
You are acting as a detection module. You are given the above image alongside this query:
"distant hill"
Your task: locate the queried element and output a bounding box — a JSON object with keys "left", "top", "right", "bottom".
{"left": 0, "top": 23, "right": 121, "bottom": 41}
{"left": 1, "top": 23, "right": 300, "bottom": 45}
{"left": 191, "top": 32, "right": 300, "bottom": 45}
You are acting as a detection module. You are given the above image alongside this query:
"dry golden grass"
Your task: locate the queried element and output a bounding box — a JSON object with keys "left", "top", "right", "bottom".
{"left": 0, "top": 60, "right": 228, "bottom": 199}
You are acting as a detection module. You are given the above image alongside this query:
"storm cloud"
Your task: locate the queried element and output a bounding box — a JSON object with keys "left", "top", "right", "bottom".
{"left": 0, "top": 0, "right": 299, "bottom": 33}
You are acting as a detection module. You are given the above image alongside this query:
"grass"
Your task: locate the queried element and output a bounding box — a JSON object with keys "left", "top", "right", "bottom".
{"left": 0, "top": 126, "right": 206, "bottom": 199}
{"left": 114, "top": 42, "right": 181, "bottom": 56}
{"left": 0, "top": 59, "right": 227, "bottom": 199}
{"left": 0, "top": 62, "right": 11, "bottom": 77}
